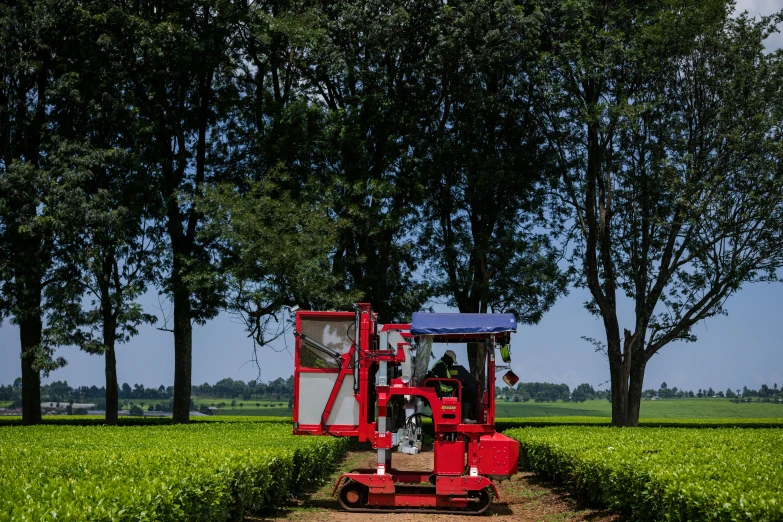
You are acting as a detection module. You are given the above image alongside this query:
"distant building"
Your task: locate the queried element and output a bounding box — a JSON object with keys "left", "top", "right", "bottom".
{"left": 40, "top": 402, "right": 96, "bottom": 410}
{"left": 143, "top": 411, "right": 170, "bottom": 417}
{"left": 0, "top": 408, "right": 209, "bottom": 418}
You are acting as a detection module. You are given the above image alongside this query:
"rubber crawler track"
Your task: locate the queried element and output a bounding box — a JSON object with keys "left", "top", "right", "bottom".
{"left": 338, "top": 482, "right": 491, "bottom": 515}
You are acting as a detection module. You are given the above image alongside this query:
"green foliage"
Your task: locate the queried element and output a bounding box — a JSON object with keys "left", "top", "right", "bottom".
{"left": 0, "top": 421, "right": 347, "bottom": 521}
{"left": 39, "top": 0, "right": 160, "bottom": 350}
{"left": 495, "top": 416, "right": 783, "bottom": 431}
{"left": 304, "top": 0, "right": 441, "bottom": 322}
{"left": 418, "top": 0, "right": 566, "bottom": 322}
{"left": 3, "top": 0, "right": 783, "bottom": 431}
{"left": 507, "top": 426, "right": 783, "bottom": 521}
{"left": 198, "top": 173, "right": 354, "bottom": 346}
{"left": 515, "top": 382, "right": 572, "bottom": 403}
{"left": 571, "top": 383, "right": 596, "bottom": 402}
{"left": 0, "top": 0, "right": 92, "bottom": 422}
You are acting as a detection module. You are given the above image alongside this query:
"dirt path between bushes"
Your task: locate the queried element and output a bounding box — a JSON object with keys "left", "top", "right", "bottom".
{"left": 249, "top": 448, "right": 620, "bottom": 522}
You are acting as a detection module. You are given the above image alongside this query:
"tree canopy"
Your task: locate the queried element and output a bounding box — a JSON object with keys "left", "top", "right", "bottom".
{"left": 541, "top": 0, "right": 783, "bottom": 425}
{"left": 1, "top": 0, "right": 781, "bottom": 426}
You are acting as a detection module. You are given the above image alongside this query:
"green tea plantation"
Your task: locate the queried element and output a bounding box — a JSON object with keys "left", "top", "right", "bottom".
{"left": 507, "top": 426, "right": 783, "bottom": 522}
{"left": 0, "top": 420, "right": 347, "bottom": 521}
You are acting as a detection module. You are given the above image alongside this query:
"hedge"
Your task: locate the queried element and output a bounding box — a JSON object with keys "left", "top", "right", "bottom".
{"left": 0, "top": 421, "right": 347, "bottom": 521}
{"left": 507, "top": 426, "right": 783, "bottom": 521}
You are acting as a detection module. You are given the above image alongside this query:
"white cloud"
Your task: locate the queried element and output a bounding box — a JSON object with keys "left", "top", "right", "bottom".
{"left": 734, "top": 0, "right": 783, "bottom": 51}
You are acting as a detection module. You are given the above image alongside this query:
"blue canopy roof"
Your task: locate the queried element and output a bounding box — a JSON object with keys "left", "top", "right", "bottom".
{"left": 410, "top": 313, "right": 517, "bottom": 336}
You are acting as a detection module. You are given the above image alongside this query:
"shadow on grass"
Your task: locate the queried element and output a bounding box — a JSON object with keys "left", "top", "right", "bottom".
{"left": 523, "top": 473, "right": 624, "bottom": 521}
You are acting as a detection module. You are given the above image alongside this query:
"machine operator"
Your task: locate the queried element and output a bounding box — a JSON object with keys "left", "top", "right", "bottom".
{"left": 429, "top": 350, "right": 478, "bottom": 424}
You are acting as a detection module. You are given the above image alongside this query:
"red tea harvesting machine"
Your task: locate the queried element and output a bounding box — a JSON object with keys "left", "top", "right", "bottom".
{"left": 292, "top": 303, "right": 520, "bottom": 514}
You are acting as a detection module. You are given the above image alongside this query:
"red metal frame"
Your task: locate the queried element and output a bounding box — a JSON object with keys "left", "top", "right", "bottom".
{"left": 293, "top": 311, "right": 355, "bottom": 432}
{"left": 294, "top": 303, "right": 518, "bottom": 512}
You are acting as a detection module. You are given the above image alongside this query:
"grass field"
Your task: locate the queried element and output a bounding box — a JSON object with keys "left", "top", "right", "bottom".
{"left": 9, "top": 396, "right": 782, "bottom": 419}
{"left": 494, "top": 397, "right": 782, "bottom": 418}
{"left": 194, "top": 396, "right": 782, "bottom": 418}
{"left": 209, "top": 406, "right": 292, "bottom": 416}
{"left": 104, "top": 397, "right": 292, "bottom": 416}
{"left": 191, "top": 397, "right": 783, "bottom": 418}
{"left": 193, "top": 396, "right": 292, "bottom": 416}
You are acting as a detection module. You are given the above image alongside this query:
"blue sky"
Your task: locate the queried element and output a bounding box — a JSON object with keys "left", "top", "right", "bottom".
{"left": 1, "top": 271, "right": 781, "bottom": 393}
{"left": 1, "top": 0, "right": 781, "bottom": 393}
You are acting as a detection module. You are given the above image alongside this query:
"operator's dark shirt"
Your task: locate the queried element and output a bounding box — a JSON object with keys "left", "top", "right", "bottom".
{"left": 430, "top": 358, "right": 451, "bottom": 380}
{"left": 450, "top": 365, "right": 478, "bottom": 400}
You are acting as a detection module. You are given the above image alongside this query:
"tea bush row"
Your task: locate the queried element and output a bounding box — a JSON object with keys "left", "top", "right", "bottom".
{"left": 507, "top": 426, "right": 783, "bottom": 521}
{"left": 5, "top": 415, "right": 780, "bottom": 429}
{"left": 0, "top": 421, "right": 347, "bottom": 521}
{"left": 0, "top": 415, "right": 291, "bottom": 427}
{"left": 495, "top": 416, "right": 783, "bottom": 430}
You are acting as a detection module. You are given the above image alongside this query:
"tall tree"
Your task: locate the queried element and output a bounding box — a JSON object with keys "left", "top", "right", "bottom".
{"left": 42, "top": 2, "right": 161, "bottom": 425}
{"left": 418, "top": 0, "right": 566, "bottom": 382}
{"left": 201, "top": 1, "right": 356, "bottom": 361}
{"left": 128, "top": 0, "right": 243, "bottom": 423}
{"left": 304, "top": 0, "right": 443, "bottom": 322}
{"left": 0, "top": 0, "right": 70, "bottom": 425}
{"left": 541, "top": 0, "right": 783, "bottom": 426}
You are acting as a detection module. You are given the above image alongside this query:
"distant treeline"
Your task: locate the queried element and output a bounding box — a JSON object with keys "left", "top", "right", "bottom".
{"left": 497, "top": 382, "right": 608, "bottom": 403}
{"left": 645, "top": 382, "right": 783, "bottom": 401}
{"left": 496, "top": 381, "right": 783, "bottom": 403}
{"left": 192, "top": 377, "right": 293, "bottom": 401}
{"left": 4, "top": 377, "right": 780, "bottom": 409}
{"left": 0, "top": 376, "right": 294, "bottom": 409}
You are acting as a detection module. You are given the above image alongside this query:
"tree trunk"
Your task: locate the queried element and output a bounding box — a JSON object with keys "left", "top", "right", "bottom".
{"left": 608, "top": 337, "right": 626, "bottom": 426}
{"left": 100, "top": 246, "right": 119, "bottom": 425}
{"left": 609, "top": 330, "right": 646, "bottom": 426}
{"left": 172, "top": 284, "right": 192, "bottom": 424}
{"left": 625, "top": 358, "right": 647, "bottom": 426}
{"left": 459, "top": 296, "right": 487, "bottom": 389}
{"left": 466, "top": 343, "right": 486, "bottom": 394}
{"left": 104, "top": 344, "right": 118, "bottom": 425}
{"left": 20, "top": 315, "right": 42, "bottom": 426}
